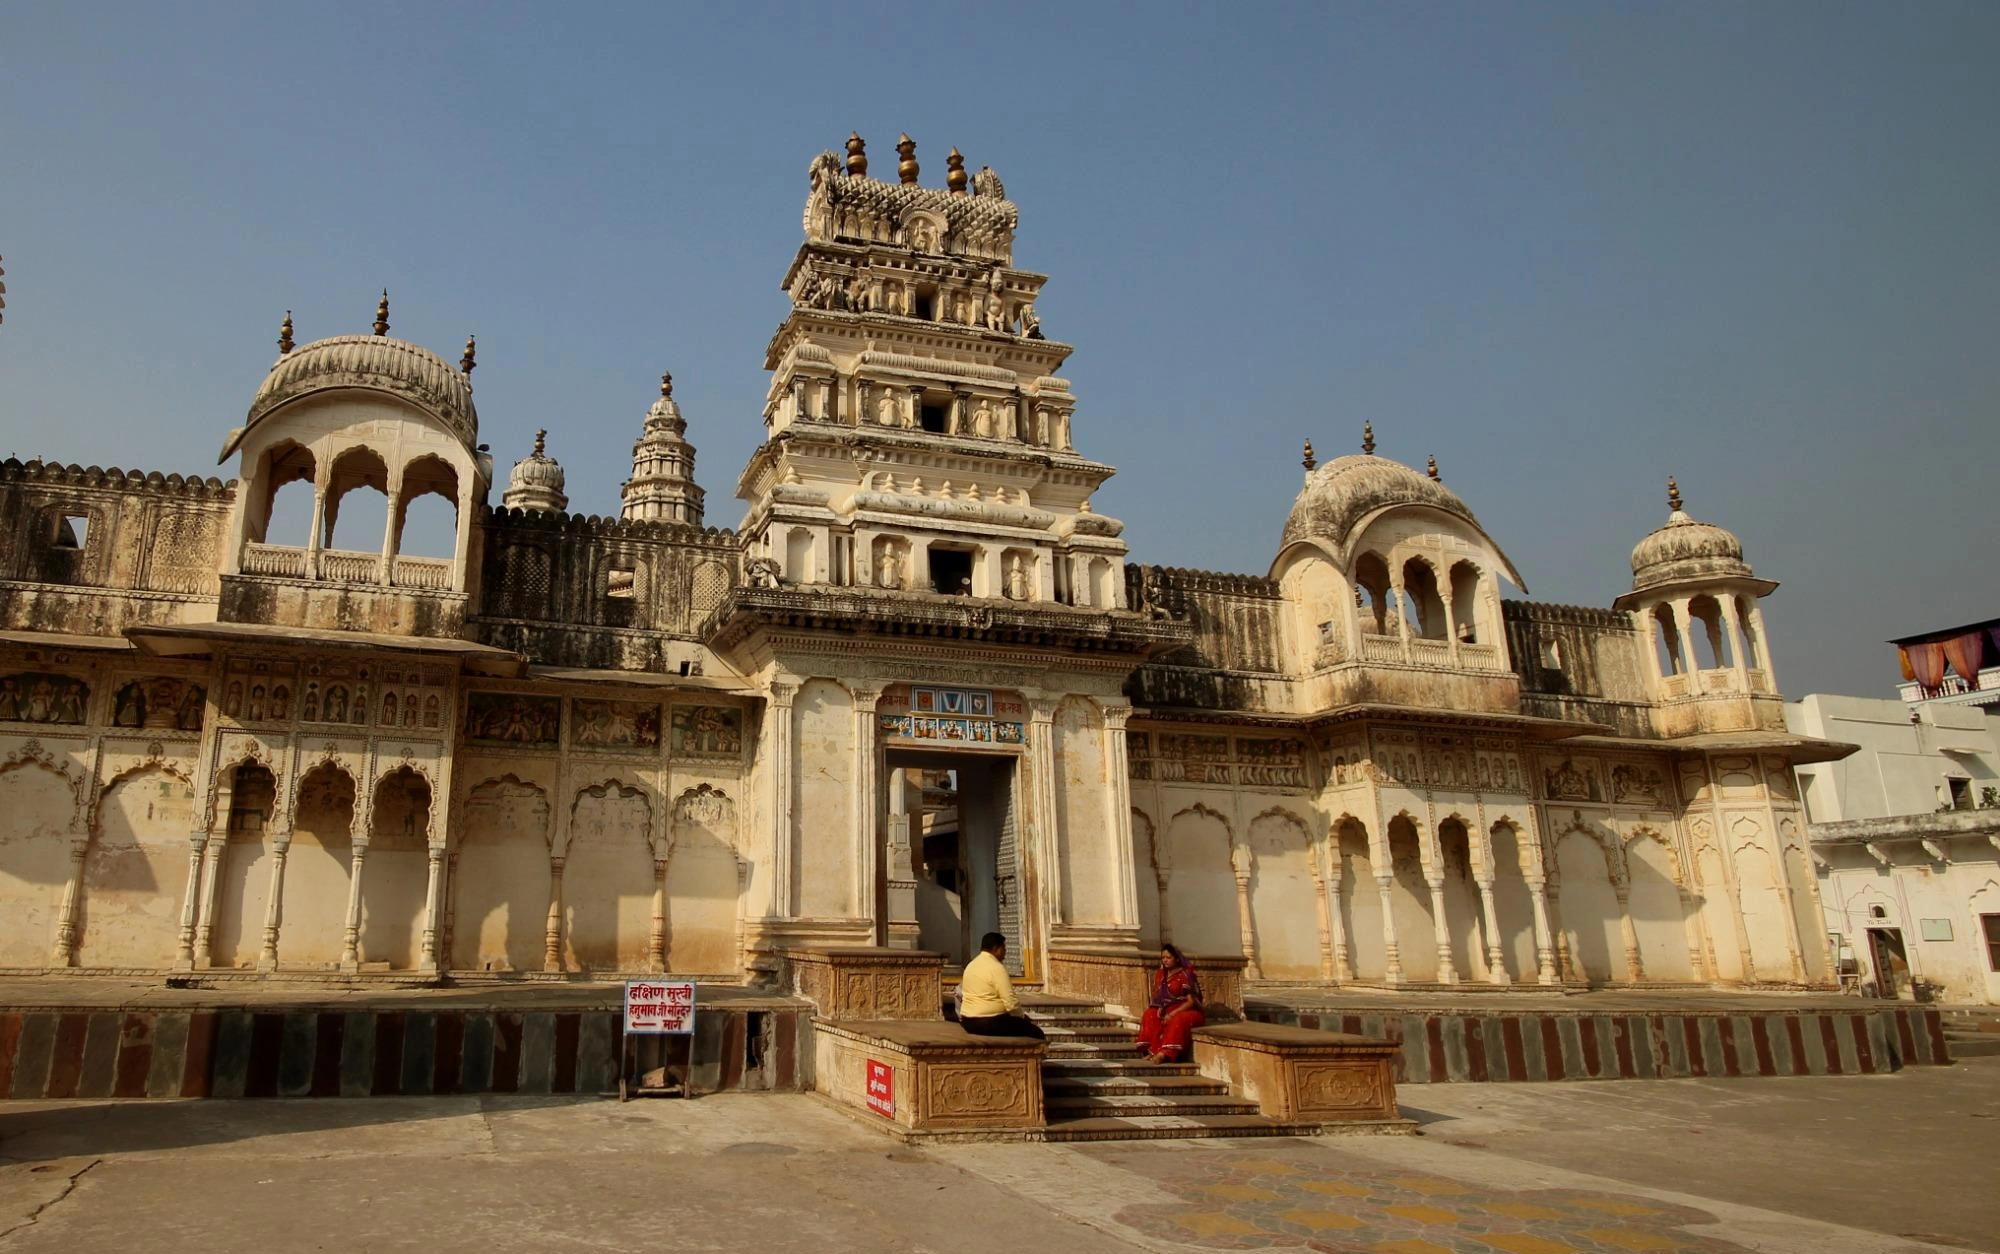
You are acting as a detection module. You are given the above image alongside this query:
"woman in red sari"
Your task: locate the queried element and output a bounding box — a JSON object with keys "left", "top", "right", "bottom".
{"left": 1137, "top": 943, "right": 1204, "bottom": 1064}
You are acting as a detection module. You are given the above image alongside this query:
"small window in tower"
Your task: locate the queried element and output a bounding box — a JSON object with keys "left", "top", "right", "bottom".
{"left": 1539, "top": 639, "right": 1563, "bottom": 671}
{"left": 53, "top": 514, "right": 88, "bottom": 549}
{"left": 1947, "top": 777, "right": 1973, "bottom": 811}
{"left": 928, "top": 548, "right": 973, "bottom": 596}
{"left": 915, "top": 291, "right": 937, "bottom": 321}
{"left": 919, "top": 401, "right": 949, "bottom": 434}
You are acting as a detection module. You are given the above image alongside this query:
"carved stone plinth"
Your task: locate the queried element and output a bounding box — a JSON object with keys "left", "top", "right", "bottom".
{"left": 1192, "top": 1023, "right": 1408, "bottom": 1127}
{"left": 786, "top": 947, "right": 946, "bottom": 1020}
{"left": 1045, "top": 948, "right": 1247, "bottom": 1021}
{"left": 812, "top": 1019, "right": 1044, "bottom": 1137}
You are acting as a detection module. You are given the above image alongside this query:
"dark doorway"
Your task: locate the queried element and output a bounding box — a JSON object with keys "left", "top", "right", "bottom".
{"left": 883, "top": 751, "right": 1022, "bottom": 974}
{"left": 928, "top": 547, "right": 973, "bottom": 595}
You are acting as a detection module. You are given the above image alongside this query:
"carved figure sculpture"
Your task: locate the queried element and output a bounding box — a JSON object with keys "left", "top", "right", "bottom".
{"left": 746, "top": 555, "right": 781, "bottom": 589}
{"left": 1004, "top": 554, "right": 1030, "bottom": 601}
{"left": 1020, "top": 303, "right": 1042, "bottom": 339}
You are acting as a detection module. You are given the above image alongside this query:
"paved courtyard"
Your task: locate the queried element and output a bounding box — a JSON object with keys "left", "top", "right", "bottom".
{"left": 0, "top": 1058, "right": 1991, "bottom": 1254}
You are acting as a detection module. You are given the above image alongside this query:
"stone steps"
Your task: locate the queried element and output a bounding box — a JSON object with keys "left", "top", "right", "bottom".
{"left": 1045, "top": 1072, "right": 1229, "bottom": 1097}
{"left": 1042, "top": 1113, "right": 1322, "bottom": 1142}
{"left": 1048, "top": 1091, "right": 1263, "bottom": 1119}
{"left": 1943, "top": 1030, "right": 2000, "bottom": 1058}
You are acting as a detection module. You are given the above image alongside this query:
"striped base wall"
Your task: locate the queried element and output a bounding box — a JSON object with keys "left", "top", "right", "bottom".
{"left": 1244, "top": 1005, "right": 1951, "bottom": 1084}
{"left": 0, "top": 1007, "right": 807, "bottom": 1100}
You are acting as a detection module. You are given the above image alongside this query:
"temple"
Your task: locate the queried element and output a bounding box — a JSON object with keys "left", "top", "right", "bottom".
{"left": 0, "top": 134, "right": 1848, "bottom": 1001}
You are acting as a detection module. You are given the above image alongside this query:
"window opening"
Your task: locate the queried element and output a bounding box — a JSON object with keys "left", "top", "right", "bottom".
{"left": 919, "top": 402, "right": 949, "bottom": 434}
{"left": 928, "top": 548, "right": 973, "bottom": 596}
{"left": 1983, "top": 914, "right": 2000, "bottom": 973}
{"left": 1947, "top": 777, "right": 1973, "bottom": 811}
{"left": 54, "top": 514, "right": 89, "bottom": 548}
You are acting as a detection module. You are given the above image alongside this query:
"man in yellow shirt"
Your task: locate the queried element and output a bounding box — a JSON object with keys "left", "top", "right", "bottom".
{"left": 957, "top": 932, "right": 1045, "bottom": 1040}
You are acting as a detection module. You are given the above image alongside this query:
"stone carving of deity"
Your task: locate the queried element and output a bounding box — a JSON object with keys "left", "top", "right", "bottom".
{"left": 876, "top": 386, "right": 898, "bottom": 426}
{"left": 1004, "top": 555, "right": 1030, "bottom": 601}
{"left": 972, "top": 403, "right": 992, "bottom": 437}
{"left": 876, "top": 545, "right": 905, "bottom": 591}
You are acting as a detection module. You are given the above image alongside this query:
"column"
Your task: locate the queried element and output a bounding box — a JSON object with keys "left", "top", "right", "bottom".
{"left": 1441, "top": 591, "right": 1461, "bottom": 667}
{"left": 441, "top": 850, "right": 461, "bottom": 969}
{"left": 1231, "top": 844, "right": 1260, "bottom": 980}
{"left": 1526, "top": 875, "right": 1558, "bottom": 984}
{"left": 174, "top": 829, "right": 209, "bottom": 970}
{"left": 1392, "top": 583, "right": 1412, "bottom": 663}
{"left": 1615, "top": 882, "right": 1645, "bottom": 980}
{"left": 852, "top": 686, "right": 884, "bottom": 931}
{"left": 257, "top": 830, "right": 292, "bottom": 970}
{"left": 1026, "top": 700, "right": 1062, "bottom": 940}
{"left": 1475, "top": 877, "right": 1508, "bottom": 984}
{"left": 1427, "top": 875, "right": 1457, "bottom": 984}
{"left": 883, "top": 769, "right": 919, "bottom": 947}
{"left": 193, "top": 831, "right": 228, "bottom": 969}
{"left": 48, "top": 838, "right": 87, "bottom": 967}
{"left": 1748, "top": 604, "right": 1778, "bottom": 690}
{"left": 649, "top": 858, "right": 668, "bottom": 972}
{"left": 1375, "top": 873, "right": 1403, "bottom": 984}
{"left": 339, "top": 843, "right": 368, "bottom": 970}
{"left": 1677, "top": 883, "right": 1709, "bottom": 981}
{"left": 905, "top": 385, "right": 922, "bottom": 429}
{"left": 1718, "top": 595, "right": 1753, "bottom": 691}
{"left": 543, "top": 856, "right": 566, "bottom": 972}
{"left": 789, "top": 377, "right": 806, "bottom": 427}
{"left": 378, "top": 473, "right": 403, "bottom": 585}
{"left": 1326, "top": 845, "right": 1352, "bottom": 981}
{"left": 305, "top": 487, "right": 327, "bottom": 580}
{"left": 419, "top": 846, "right": 446, "bottom": 973}
{"left": 1100, "top": 704, "right": 1141, "bottom": 939}
{"left": 766, "top": 682, "right": 798, "bottom": 922}
{"left": 1669, "top": 598, "right": 1699, "bottom": 680}
{"left": 1309, "top": 863, "right": 1336, "bottom": 980}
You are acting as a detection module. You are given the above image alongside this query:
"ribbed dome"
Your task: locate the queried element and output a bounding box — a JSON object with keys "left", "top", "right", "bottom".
{"left": 644, "top": 389, "right": 686, "bottom": 435}
{"left": 1629, "top": 508, "right": 1751, "bottom": 593}
{"left": 1280, "top": 453, "right": 1481, "bottom": 551}
{"left": 247, "top": 335, "right": 478, "bottom": 448}
{"left": 502, "top": 430, "right": 567, "bottom": 513}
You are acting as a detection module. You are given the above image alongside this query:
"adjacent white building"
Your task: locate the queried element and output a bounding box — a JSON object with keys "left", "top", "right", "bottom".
{"left": 1790, "top": 620, "right": 2000, "bottom": 1003}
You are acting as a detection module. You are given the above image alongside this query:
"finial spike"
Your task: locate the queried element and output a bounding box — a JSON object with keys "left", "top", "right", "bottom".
{"left": 1302, "top": 439, "right": 1316, "bottom": 472}
{"left": 845, "top": 132, "right": 868, "bottom": 177}
{"left": 1361, "top": 421, "right": 1376, "bottom": 456}
{"left": 1427, "top": 454, "right": 1439, "bottom": 482}
{"left": 278, "top": 311, "right": 294, "bottom": 355}
{"left": 660, "top": 371, "right": 673, "bottom": 398}
{"left": 1667, "top": 476, "right": 1683, "bottom": 513}
{"left": 532, "top": 428, "right": 547, "bottom": 457}
{"left": 946, "top": 147, "right": 968, "bottom": 194}
{"left": 373, "top": 290, "right": 389, "bottom": 336}
{"left": 896, "top": 133, "right": 919, "bottom": 185}
{"left": 460, "top": 333, "right": 477, "bottom": 375}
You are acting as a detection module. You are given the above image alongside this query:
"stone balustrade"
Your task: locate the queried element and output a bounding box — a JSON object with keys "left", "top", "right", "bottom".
{"left": 393, "top": 554, "right": 453, "bottom": 590}
{"left": 317, "top": 549, "right": 382, "bottom": 584}
{"left": 241, "top": 542, "right": 308, "bottom": 578}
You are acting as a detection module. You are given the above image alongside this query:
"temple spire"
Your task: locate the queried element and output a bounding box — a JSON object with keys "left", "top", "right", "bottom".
{"left": 845, "top": 132, "right": 868, "bottom": 177}
{"left": 896, "top": 133, "right": 919, "bottom": 184}
{"left": 1667, "top": 476, "right": 1683, "bottom": 514}
{"left": 373, "top": 290, "right": 389, "bottom": 336}
{"left": 1302, "top": 439, "right": 1316, "bottom": 472}
{"left": 278, "top": 311, "right": 294, "bottom": 355}
{"left": 947, "top": 147, "right": 967, "bottom": 194}
{"left": 1361, "top": 422, "right": 1376, "bottom": 456}
{"left": 1427, "top": 454, "right": 1440, "bottom": 482}
{"left": 461, "top": 334, "right": 477, "bottom": 377}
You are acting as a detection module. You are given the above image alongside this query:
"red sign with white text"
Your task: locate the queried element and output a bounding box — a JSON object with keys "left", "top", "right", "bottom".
{"left": 624, "top": 980, "right": 697, "bottom": 1035}
{"left": 865, "top": 1059, "right": 894, "bottom": 1117}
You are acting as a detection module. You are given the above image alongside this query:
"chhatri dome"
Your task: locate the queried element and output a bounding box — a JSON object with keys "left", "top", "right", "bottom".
{"left": 1628, "top": 477, "right": 1753, "bottom": 594}
{"left": 1279, "top": 425, "right": 1485, "bottom": 555}
{"left": 502, "top": 429, "right": 568, "bottom": 514}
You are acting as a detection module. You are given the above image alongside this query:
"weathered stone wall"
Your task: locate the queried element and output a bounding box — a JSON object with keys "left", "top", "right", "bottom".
{"left": 1504, "top": 600, "right": 1655, "bottom": 737}
{"left": 1124, "top": 564, "right": 1287, "bottom": 713}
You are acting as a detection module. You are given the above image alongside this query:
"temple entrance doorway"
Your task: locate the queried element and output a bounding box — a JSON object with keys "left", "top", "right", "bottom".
{"left": 882, "top": 750, "right": 1023, "bottom": 975}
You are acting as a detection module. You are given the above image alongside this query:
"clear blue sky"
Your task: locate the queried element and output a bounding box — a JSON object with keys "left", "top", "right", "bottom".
{"left": 3, "top": 3, "right": 1995, "bottom": 698}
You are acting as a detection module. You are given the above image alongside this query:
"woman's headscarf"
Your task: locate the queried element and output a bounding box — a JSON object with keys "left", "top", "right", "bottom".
{"left": 1152, "top": 943, "right": 1203, "bottom": 1007}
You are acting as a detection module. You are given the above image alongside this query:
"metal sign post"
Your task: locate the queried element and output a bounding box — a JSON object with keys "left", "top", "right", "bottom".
{"left": 619, "top": 979, "right": 698, "bottom": 1101}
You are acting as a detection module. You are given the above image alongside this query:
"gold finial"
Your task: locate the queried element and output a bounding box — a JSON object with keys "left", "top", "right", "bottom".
{"left": 946, "top": 147, "right": 967, "bottom": 194}
{"left": 278, "top": 311, "right": 294, "bottom": 355}
{"left": 1361, "top": 421, "right": 1376, "bottom": 455}
{"left": 896, "top": 133, "right": 918, "bottom": 184}
{"left": 660, "top": 371, "right": 673, "bottom": 398}
{"left": 532, "top": 428, "right": 547, "bottom": 457}
{"left": 1427, "top": 454, "right": 1440, "bottom": 482}
{"left": 1667, "top": 476, "right": 1683, "bottom": 513}
{"left": 460, "top": 334, "right": 477, "bottom": 375}
{"left": 845, "top": 132, "right": 868, "bottom": 177}
{"left": 373, "top": 290, "right": 389, "bottom": 336}
{"left": 1302, "top": 439, "right": 1316, "bottom": 472}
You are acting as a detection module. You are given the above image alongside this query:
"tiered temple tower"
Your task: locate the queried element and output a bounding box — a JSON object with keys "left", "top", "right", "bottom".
{"left": 620, "top": 373, "right": 705, "bottom": 526}
{"left": 736, "top": 133, "right": 1128, "bottom": 606}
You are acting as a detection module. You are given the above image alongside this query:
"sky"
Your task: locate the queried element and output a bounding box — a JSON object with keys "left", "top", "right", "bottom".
{"left": 2, "top": 2, "right": 1995, "bottom": 699}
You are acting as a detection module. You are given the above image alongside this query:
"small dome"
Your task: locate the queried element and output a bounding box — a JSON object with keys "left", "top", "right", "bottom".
{"left": 246, "top": 334, "right": 478, "bottom": 449}
{"left": 502, "top": 430, "right": 567, "bottom": 513}
{"left": 1629, "top": 480, "right": 1751, "bottom": 592}
{"left": 1280, "top": 453, "right": 1481, "bottom": 552}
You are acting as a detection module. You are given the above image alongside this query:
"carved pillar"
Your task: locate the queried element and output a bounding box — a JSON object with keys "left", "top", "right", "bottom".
{"left": 1309, "top": 861, "right": 1336, "bottom": 981}
{"left": 339, "top": 843, "right": 368, "bottom": 971}
{"left": 1325, "top": 838, "right": 1352, "bottom": 981}
{"left": 257, "top": 830, "right": 291, "bottom": 971}
{"left": 1100, "top": 704, "right": 1140, "bottom": 938}
{"left": 1615, "top": 882, "right": 1645, "bottom": 981}
{"left": 1026, "top": 700, "right": 1061, "bottom": 934}
{"left": 1677, "top": 883, "right": 1709, "bottom": 981}
{"left": 789, "top": 377, "right": 805, "bottom": 427}
{"left": 193, "top": 832, "right": 227, "bottom": 970}
{"left": 543, "top": 856, "right": 566, "bottom": 972}
{"left": 174, "top": 831, "right": 208, "bottom": 970}
{"left": 1748, "top": 604, "right": 1778, "bottom": 690}
{"left": 441, "top": 850, "right": 461, "bottom": 968}
{"left": 1392, "top": 583, "right": 1413, "bottom": 664}
{"left": 48, "top": 838, "right": 87, "bottom": 967}
{"left": 1475, "top": 877, "right": 1508, "bottom": 984}
{"left": 1231, "top": 843, "right": 1260, "bottom": 980}
{"left": 1441, "top": 591, "right": 1461, "bottom": 667}
{"left": 948, "top": 389, "right": 969, "bottom": 435}
{"left": 767, "top": 682, "right": 798, "bottom": 922}
{"left": 649, "top": 858, "right": 668, "bottom": 972}
{"left": 378, "top": 473, "right": 404, "bottom": 585}
{"left": 852, "top": 686, "right": 885, "bottom": 930}
{"left": 305, "top": 486, "right": 327, "bottom": 580}
{"left": 1376, "top": 873, "right": 1403, "bottom": 984}
{"left": 1525, "top": 876, "right": 1559, "bottom": 985}
{"left": 419, "top": 846, "right": 446, "bottom": 973}
{"left": 905, "top": 385, "right": 922, "bottom": 429}
{"left": 1718, "top": 595, "right": 1753, "bottom": 691}
{"left": 883, "top": 768, "right": 919, "bottom": 947}
{"left": 1670, "top": 598, "right": 1699, "bottom": 680}
{"left": 1427, "top": 876, "right": 1457, "bottom": 984}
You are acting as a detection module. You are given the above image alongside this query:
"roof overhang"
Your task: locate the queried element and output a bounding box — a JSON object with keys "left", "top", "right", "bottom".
{"left": 1560, "top": 729, "right": 1857, "bottom": 765}
{"left": 127, "top": 622, "right": 526, "bottom": 677}
{"left": 0, "top": 629, "right": 137, "bottom": 653}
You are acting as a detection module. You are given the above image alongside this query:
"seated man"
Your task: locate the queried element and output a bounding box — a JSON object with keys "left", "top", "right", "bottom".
{"left": 957, "top": 932, "right": 1045, "bottom": 1040}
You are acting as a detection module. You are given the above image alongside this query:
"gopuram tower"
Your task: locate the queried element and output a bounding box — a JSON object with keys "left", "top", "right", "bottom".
{"left": 708, "top": 133, "right": 1188, "bottom": 972}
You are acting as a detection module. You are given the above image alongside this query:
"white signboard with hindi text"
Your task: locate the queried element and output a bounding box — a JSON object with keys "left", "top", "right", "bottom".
{"left": 624, "top": 979, "right": 698, "bottom": 1034}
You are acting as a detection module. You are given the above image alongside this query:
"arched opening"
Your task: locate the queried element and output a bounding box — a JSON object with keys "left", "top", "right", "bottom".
{"left": 76, "top": 766, "right": 196, "bottom": 967}
{"left": 1386, "top": 815, "right": 1436, "bottom": 981}
{"left": 1335, "top": 818, "right": 1381, "bottom": 978}
{"left": 1400, "top": 558, "right": 1446, "bottom": 639}
{"left": 0, "top": 762, "right": 82, "bottom": 966}
{"left": 1652, "top": 604, "right": 1684, "bottom": 677}
{"left": 665, "top": 788, "right": 742, "bottom": 975}
{"left": 565, "top": 782, "right": 655, "bottom": 971}
{"left": 783, "top": 529, "right": 815, "bottom": 584}
{"left": 251, "top": 441, "right": 317, "bottom": 546}
{"left": 451, "top": 777, "right": 552, "bottom": 972}
{"left": 1449, "top": 561, "right": 1483, "bottom": 644}
{"left": 1555, "top": 827, "right": 1621, "bottom": 984}
{"left": 210, "top": 762, "right": 280, "bottom": 968}
{"left": 361, "top": 767, "right": 432, "bottom": 969}
{"left": 324, "top": 448, "right": 390, "bottom": 556}
{"left": 1688, "top": 595, "right": 1731, "bottom": 670}
{"left": 1488, "top": 822, "right": 1538, "bottom": 980}
{"left": 1436, "top": 818, "right": 1485, "bottom": 980}
{"left": 1090, "top": 557, "right": 1118, "bottom": 609}
{"left": 1626, "top": 833, "right": 1693, "bottom": 980}
{"left": 395, "top": 455, "right": 461, "bottom": 561}
{"left": 1353, "top": 552, "right": 1392, "bottom": 636}
{"left": 273, "top": 762, "right": 357, "bottom": 968}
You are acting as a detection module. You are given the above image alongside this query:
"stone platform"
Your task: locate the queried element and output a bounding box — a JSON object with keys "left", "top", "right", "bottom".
{"left": 1246, "top": 988, "right": 1951, "bottom": 1083}
{"left": 0, "top": 976, "right": 810, "bottom": 1101}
